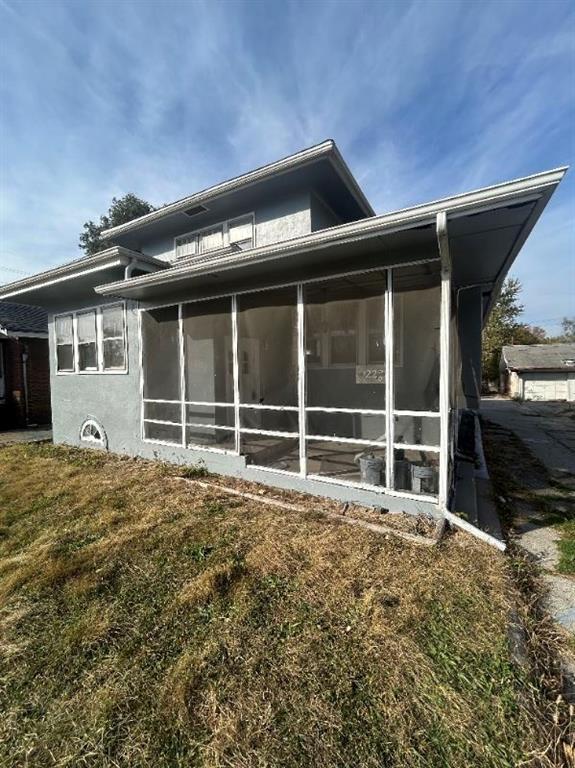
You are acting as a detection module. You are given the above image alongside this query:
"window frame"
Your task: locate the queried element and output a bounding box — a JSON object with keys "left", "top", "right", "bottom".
{"left": 54, "top": 302, "right": 128, "bottom": 376}
{"left": 173, "top": 213, "right": 255, "bottom": 260}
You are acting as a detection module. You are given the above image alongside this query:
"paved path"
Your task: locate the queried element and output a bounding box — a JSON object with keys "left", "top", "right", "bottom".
{"left": 482, "top": 398, "right": 575, "bottom": 647}
{"left": 0, "top": 428, "right": 53, "bottom": 445}
{"left": 481, "top": 398, "right": 575, "bottom": 483}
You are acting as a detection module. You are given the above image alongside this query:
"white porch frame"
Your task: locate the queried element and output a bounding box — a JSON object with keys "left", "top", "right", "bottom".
{"left": 138, "top": 257, "right": 447, "bottom": 507}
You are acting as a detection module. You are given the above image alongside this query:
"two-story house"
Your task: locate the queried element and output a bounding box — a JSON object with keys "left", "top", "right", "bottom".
{"left": 0, "top": 141, "right": 566, "bottom": 542}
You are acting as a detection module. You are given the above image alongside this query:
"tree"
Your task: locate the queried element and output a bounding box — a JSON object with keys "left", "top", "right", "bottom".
{"left": 559, "top": 317, "right": 575, "bottom": 342}
{"left": 482, "top": 277, "right": 527, "bottom": 388}
{"left": 79, "top": 194, "right": 155, "bottom": 256}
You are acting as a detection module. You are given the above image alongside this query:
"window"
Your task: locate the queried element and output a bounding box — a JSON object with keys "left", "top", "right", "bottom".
{"left": 80, "top": 419, "right": 106, "bottom": 447}
{"left": 77, "top": 310, "right": 98, "bottom": 371}
{"left": 174, "top": 214, "right": 254, "bottom": 260}
{"left": 102, "top": 304, "right": 126, "bottom": 370}
{"left": 55, "top": 314, "right": 75, "bottom": 372}
{"left": 199, "top": 225, "right": 224, "bottom": 253}
{"left": 54, "top": 303, "right": 127, "bottom": 374}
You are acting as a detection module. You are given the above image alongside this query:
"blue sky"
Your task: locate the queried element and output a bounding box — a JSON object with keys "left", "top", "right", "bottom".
{"left": 1, "top": 0, "right": 573, "bottom": 333}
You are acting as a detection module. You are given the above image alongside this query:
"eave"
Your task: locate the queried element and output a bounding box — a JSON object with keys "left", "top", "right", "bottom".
{"left": 95, "top": 165, "right": 567, "bottom": 309}
{"left": 0, "top": 247, "right": 167, "bottom": 302}
{"left": 100, "top": 140, "right": 375, "bottom": 240}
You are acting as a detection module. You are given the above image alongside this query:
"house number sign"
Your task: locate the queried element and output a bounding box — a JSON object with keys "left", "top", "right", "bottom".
{"left": 355, "top": 365, "right": 385, "bottom": 384}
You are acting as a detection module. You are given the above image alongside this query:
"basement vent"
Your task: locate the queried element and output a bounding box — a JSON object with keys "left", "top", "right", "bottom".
{"left": 183, "top": 204, "right": 209, "bottom": 218}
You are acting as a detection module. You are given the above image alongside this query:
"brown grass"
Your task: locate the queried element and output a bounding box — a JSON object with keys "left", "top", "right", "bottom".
{"left": 0, "top": 443, "right": 561, "bottom": 767}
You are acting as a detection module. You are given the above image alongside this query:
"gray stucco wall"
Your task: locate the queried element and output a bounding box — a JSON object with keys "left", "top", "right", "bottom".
{"left": 137, "top": 192, "right": 313, "bottom": 262}
{"left": 310, "top": 192, "right": 342, "bottom": 231}
{"left": 48, "top": 298, "right": 439, "bottom": 517}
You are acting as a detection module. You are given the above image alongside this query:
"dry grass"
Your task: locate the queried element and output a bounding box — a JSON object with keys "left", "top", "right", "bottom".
{"left": 0, "top": 443, "right": 557, "bottom": 767}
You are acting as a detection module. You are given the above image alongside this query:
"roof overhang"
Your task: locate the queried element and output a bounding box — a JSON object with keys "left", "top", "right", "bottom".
{"left": 95, "top": 166, "right": 567, "bottom": 314}
{"left": 0, "top": 247, "right": 167, "bottom": 309}
{"left": 100, "top": 140, "right": 375, "bottom": 248}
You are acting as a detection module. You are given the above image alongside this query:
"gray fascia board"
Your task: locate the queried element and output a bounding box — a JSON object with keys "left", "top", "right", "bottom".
{"left": 95, "top": 165, "right": 567, "bottom": 298}
{"left": 101, "top": 140, "right": 375, "bottom": 239}
{"left": 0, "top": 247, "right": 167, "bottom": 300}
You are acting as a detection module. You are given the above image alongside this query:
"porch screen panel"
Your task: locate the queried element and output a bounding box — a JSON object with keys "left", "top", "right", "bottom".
{"left": 141, "top": 306, "right": 182, "bottom": 444}
{"left": 183, "top": 297, "right": 235, "bottom": 450}
{"left": 393, "top": 264, "right": 440, "bottom": 411}
{"left": 391, "top": 263, "right": 441, "bottom": 496}
{"left": 237, "top": 287, "right": 299, "bottom": 472}
{"left": 303, "top": 272, "right": 387, "bottom": 487}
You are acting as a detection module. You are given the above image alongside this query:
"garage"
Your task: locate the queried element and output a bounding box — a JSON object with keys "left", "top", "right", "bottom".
{"left": 500, "top": 343, "right": 575, "bottom": 402}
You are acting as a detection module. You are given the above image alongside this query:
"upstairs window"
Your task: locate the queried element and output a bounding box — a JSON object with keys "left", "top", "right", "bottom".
{"left": 55, "top": 303, "right": 127, "bottom": 374}
{"left": 174, "top": 214, "right": 254, "bottom": 260}
{"left": 55, "top": 314, "right": 75, "bottom": 372}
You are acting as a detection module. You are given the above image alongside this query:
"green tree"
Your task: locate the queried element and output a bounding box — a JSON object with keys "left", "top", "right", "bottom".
{"left": 482, "top": 277, "right": 527, "bottom": 388}
{"left": 558, "top": 317, "right": 575, "bottom": 342}
{"left": 79, "top": 193, "right": 155, "bottom": 256}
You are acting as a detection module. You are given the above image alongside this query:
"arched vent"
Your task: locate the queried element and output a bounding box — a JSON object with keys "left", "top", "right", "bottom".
{"left": 79, "top": 419, "right": 107, "bottom": 449}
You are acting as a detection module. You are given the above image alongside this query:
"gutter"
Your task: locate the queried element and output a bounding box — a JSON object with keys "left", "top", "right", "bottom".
{"left": 96, "top": 164, "right": 567, "bottom": 299}
{"left": 101, "top": 140, "right": 375, "bottom": 239}
{"left": 0, "top": 247, "right": 167, "bottom": 300}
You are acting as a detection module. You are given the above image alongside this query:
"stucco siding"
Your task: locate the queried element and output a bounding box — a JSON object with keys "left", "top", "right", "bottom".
{"left": 48, "top": 299, "right": 437, "bottom": 516}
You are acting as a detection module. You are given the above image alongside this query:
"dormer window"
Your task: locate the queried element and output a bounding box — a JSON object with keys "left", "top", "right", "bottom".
{"left": 174, "top": 214, "right": 254, "bottom": 260}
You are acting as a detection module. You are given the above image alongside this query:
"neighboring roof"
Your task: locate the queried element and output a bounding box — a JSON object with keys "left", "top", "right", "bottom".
{"left": 100, "top": 140, "right": 375, "bottom": 240}
{"left": 95, "top": 164, "right": 567, "bottom": 308}
{"left": 0, "top": 247, "right": 167, "bottom": 301}
{"left": 0, "top": 301, "right": 48, "bottom": 336}
{"left": 502, "top": 343, "right": 575, "bottom": 372}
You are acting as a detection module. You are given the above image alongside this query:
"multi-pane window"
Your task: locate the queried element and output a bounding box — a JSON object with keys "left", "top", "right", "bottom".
{"left": 55, "top": 314, "right": 75, "bottom": 372}
{"left": 175, "top": 214, "right": 254, "bottom": 259}
{"left": 54, "top": 303, "right": 126, "bottom": 374}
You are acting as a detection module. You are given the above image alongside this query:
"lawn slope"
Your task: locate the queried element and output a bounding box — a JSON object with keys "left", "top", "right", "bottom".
{"left": 0, "top": 444, "right": 548, "bottom": 767}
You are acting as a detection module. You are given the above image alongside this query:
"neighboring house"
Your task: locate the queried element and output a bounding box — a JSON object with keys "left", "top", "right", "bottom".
{"left": 0, "top": 302, "right": 51, "bottom": 428}
{"left": 0, "top": 140, "right": 566, "bottom": 533}
{"left": 501, "top": 344, "right": 575, "bottom": 401}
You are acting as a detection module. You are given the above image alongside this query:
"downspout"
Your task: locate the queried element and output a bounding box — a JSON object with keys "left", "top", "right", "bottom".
{"left": 436, "top": 211, "right": 451, "bottom": 510}
{"left": 21, "top": 344, "right": 29, "bottom": 426}
{"left": 124, "top": 257, "right": 160, "bottom": 280}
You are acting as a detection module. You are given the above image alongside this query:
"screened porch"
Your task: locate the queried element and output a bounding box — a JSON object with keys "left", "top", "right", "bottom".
{"left": 139, "top": 260, "right": 443, "bottom": 503}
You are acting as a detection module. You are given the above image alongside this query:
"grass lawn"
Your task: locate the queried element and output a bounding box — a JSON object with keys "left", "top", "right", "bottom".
{"left": 0, "top": 443, "right": 561, "bottom": 767}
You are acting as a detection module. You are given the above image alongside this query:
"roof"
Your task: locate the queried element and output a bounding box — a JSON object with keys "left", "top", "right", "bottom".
{"left": 0, "top": 247, "right": 167, "bottom": 302}
{"left": 100, "top": 140, "right": 375, "bottom": 240}
{"left": 0, "top": 301, "right": 48, "bottom": 336}
{"left": 502, "top": 343, "right": 575, "bottom": 371}
{"left": 93, "top": 165, "right": 568, "bottom": 309}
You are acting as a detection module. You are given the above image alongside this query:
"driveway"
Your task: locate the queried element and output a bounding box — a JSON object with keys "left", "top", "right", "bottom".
{"left": 481, "top": 398, "right": 575, "bottom": 483}
{"left": 0, "top": 427, "right": 53, "bottom": 446}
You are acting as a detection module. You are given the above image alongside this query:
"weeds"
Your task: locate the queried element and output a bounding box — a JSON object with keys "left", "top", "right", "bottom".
{"left": 0, "top": 442, "right": 560, "bottom": 767}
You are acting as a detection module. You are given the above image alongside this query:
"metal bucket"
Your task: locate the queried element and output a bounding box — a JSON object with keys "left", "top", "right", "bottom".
{"left": 358, "top": 454, "right": 384, "bottom": 485}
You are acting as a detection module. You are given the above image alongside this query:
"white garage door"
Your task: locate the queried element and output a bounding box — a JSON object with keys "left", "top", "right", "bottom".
{"left": 522, "top": 373, "right": 569, "bottom": 401}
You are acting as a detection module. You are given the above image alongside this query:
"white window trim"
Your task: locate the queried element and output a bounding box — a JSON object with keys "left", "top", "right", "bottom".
{"left": 54, "top": 301, "right": 128, "bottom": 376}
{"left": 138, "top": 260, "right": 443, "bottom": 504}
{"left": 174, "top": 212, "right": 256, "bottom": 260}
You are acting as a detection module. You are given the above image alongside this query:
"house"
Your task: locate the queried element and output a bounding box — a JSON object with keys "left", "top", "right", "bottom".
{"left": 501, "top": 343, "right": 575, "bottom": 401}
{"left": 0, "top": 141, "right": 566, "bottom": 536}
{"left": 0, "top": 302, "right": 51, "bottom": 428}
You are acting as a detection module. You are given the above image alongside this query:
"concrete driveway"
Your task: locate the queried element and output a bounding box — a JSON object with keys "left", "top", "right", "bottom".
{"left": 0, "top": 427, "right": 53, "bottom": 446}
{"left": 481, "top": 398, "right": 575, "bottom": 483}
